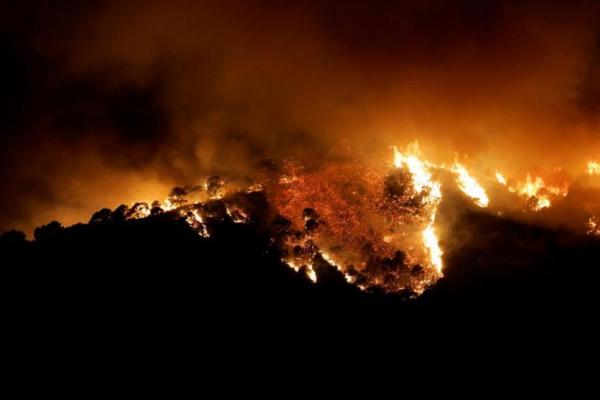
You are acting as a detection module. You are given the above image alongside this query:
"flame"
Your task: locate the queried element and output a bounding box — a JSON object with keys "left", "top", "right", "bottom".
{"left": 452, "top": 162, "right": 489, "bottom": 208}
{"left": 514, "top": 174, "right": 545, "bottom": 198}
{"left": 588, "top": 161, "right": 600, "bottom": 176}
{"left": 225, "top": 204, "right": 250, "bottom": 224}
{"left": 306, "top": 267, "right": 317, "bottom": 282}
{"left": 393, "top": 143, "right": 443, "bottom": 274}
{"left": 265, "top": 144, "right": 447, "bottom": 294}
{"left": 495, "top": 171, "right": 507, "bottom": 185}
{"left": 587, "top": 216, "right": 600, "bottom": 236}
{"left": 162, "top": 198, "right": 176, "bottom": 211}
{"left": 320, "top": 251, "right": 355, "bottom": 284}
{"left": 393, "top": 143, "right": 442, "bottom": 202}
{"left": 423, "top": 223, "right": 443, "bottom": 273}
{"left": 284, "top": 260, "right": 317, "bottom": 282}
{"left": 185, "top": 209, "right": 210, "bottom": 237}
{"left": 128, "top": 203, "right": 152, "bottom": 219}
{"left": 508, "top": 173, "right": 567, "bottom": 211}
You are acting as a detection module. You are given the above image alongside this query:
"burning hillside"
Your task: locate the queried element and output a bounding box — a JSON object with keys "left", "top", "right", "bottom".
{"left": 3, "top": 1, "right": 600, "bottom": 306}
{"left": 17, "top": 142, "right": 596, "bottom": 298}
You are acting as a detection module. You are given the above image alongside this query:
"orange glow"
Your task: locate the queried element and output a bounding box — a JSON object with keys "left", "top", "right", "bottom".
{"left": 587, "top": 216, "right": 600, "bottom": 236}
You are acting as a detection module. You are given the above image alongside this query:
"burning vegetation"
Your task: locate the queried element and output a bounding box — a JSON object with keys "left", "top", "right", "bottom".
{"left": 268, "top": 146, "right": 443, "bottom": 294}
{"left": 37, "top": 141, "right": 597, "bottom": 297}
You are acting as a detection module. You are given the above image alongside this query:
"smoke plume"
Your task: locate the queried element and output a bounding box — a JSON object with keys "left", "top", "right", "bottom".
{"left": 3, "top": 0, "right": 600, "bottom": 234}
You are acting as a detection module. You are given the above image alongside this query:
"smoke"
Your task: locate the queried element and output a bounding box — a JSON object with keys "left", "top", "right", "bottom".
{"left": 2, "top": 0, "right": 600, "bottom": 234}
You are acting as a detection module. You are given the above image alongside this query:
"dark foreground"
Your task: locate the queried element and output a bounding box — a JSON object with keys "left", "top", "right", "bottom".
{"left": 0, "top": 208, "right": 600, "bottom": 333}
{"left": 0, "top": 209, "right": 600, "bottom": 384}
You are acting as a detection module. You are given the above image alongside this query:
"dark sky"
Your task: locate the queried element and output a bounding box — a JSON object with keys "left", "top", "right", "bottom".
{"left": 2, "top": 0, "right": 600, "bottom": 234}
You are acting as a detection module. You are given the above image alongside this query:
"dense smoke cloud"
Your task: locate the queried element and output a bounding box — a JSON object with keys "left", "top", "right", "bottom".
{"left": 2, "top": 0, "right": 600, "bottom": 234}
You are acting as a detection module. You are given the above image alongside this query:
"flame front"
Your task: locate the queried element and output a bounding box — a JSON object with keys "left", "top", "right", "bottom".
{"left": 588, "top": 216, "right": 600, "bottom": 236}
{"left": 393, "top": 144, "right": 444, "bottom": 275}
{"left": 496, "top": 172, "right": 507, "bottom": 185}
{"left": 452, "top": 162, "right": 489, "bottom": 208}
{"left": 109, "top": 141, "right": 600, "bottom": 297}
{"left": 588, "top": 161, "right": 600, "bottom": 176}
{"left": 422, "top": 224, "right": 443, "bottom": 273}
{"left": 508, "top": 173, "right": 567, "bottom": 211}
{"left": 393, "top": 143, "right": 442, "bottom": 201}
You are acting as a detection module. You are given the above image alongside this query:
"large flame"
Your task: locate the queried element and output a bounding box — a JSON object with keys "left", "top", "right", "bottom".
{"left": 393, "top": 143, "right": 443, "bottom": 274}
{"left": 422, "top": 224, "right": 443, "bottom": 274}
{"left": 393, "top": 143, "right": 442, "bottom": 201}
{"left": 452, "top": 162, "right": 489, "bottom": 208}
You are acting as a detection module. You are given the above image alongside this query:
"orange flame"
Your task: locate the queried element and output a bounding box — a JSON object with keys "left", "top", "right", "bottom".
{"left": 452, "top": 162, "right": 489, "bottom": 208}
{"left": 588, "top": 161, "right": 600, "bottom": 176}
{"left": 393, "top": 143, "right": 443, "bottom": 274}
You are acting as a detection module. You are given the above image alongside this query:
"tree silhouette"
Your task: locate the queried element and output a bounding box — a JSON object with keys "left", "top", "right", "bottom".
{"left": 0, "top": 230, "right": 27, "bottom": 247}
{"left": 33, "top": 221, "right": 63, "bottom": 242}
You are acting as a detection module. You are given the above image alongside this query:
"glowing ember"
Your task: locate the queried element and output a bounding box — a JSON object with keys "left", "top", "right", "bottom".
{"left": 185, "top": 209, "right": 210, "bottom": 238}
{"left": 320, "top": 251, "right": 355, "bottom": 284}
{"left": 452, "top": 162, "right": 489, "bottom": 208}
{"left": 587, "top": 216, "right": 600, "bottom": 236}
{"left": 126, "top": 202, "right": 151, "bottom": 219}
{"left": 225, "top": 204, "right": 250, "bottom": 224}
{"left": 268, "top": 144, "right": 445, "bottom": 294}
{"left": 246, "top": 183, "right": 264, "bottom": 193}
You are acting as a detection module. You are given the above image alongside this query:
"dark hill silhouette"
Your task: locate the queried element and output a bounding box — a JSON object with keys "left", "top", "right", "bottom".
{"left": 3, "top": 202, "right": 600, "bottom": 325}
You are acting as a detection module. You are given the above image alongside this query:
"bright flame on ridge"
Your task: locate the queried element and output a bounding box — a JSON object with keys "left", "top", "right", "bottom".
{"left": 588, "top": 161, "right": 600, "bottom": 176}
{"left": 393, "top": 143, "right": 443, "bottom": 273}
{"left": 496, "top": 171, "right": 507, "bottom": 185}
{"left": 452, "top": 162, "right": 489, "bottom": 208}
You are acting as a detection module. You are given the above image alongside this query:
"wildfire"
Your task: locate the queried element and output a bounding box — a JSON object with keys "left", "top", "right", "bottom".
{"left": 92, "top": 141, "right": 598, "bottom": 297}
{"left": 393, "top": 143, "right": 442, "bottom": 202}
{"left": 393, "top": 143, "right": 443, "bottom": 274}
{"left": 587, "top": 216, "right": 600, "bottom": 236}
{"left": 508, "top": 173, "right": 567, "bottom": 211}
{"left": 225, "top": 204, "right": 250, "bottom": 224}
{"left": 127, "top": 202, "right": 152, "bottom": 219}
{"left": 423, "top": 224, "right": 443, "bottom": 273}
{"left": 185, "top": 209, "right": 210, "bottom": 238}
{"left": 495, "top": 171, "right": 507, "bottom": 185}
{"left": 588, "top": 161, "right": 600, "bottom": 176}
{"left": 452, "top": 162, "right": 489, "bottom": 208}
{"left": 263, "top": 143, "right": 448, "bottom": 294}
{"left": 320, "top": 251, "right": 355, "bottom": 284}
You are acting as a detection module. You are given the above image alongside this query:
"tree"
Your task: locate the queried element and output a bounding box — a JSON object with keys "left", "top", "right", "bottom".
{"left": 33, "top": 221, "right": 64, "bottom": 242}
